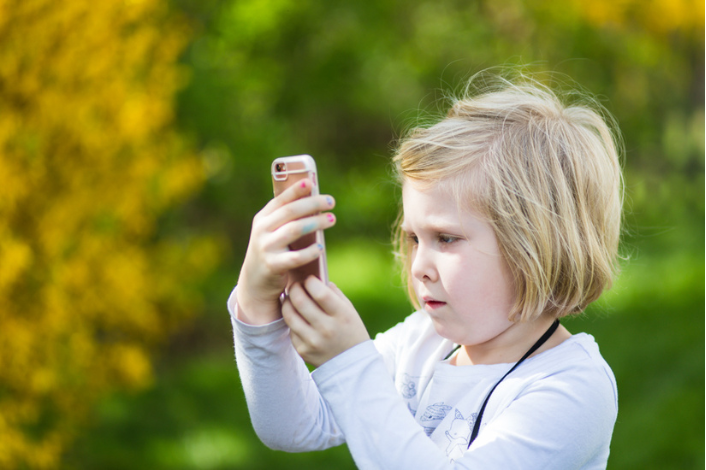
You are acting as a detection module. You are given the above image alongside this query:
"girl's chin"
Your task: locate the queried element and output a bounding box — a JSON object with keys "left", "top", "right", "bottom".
{"left": 428, "top": 317, "right": 463, "bottom": 343}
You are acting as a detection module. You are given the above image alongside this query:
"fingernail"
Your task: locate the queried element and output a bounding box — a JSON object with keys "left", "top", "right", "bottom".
{"left": 300, "top": 180, "right": 307, "bottom": 188}
{"left": 317, "top": 243, "right": 324, "bottom": 251}
{"left": 326, "top": 196, "right": 334, "bottom": 206}
{"left": 327, "top": 213, "right": 335, "bottom": 223}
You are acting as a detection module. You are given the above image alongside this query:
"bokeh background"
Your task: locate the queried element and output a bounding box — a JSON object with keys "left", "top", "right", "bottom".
{"left": 0, "top": 0, "right": 703, "bottom": 469}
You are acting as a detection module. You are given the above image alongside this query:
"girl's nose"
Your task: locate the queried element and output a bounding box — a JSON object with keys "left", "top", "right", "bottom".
{"left": 410, "top": 244, "right": 437, "bottom": 283}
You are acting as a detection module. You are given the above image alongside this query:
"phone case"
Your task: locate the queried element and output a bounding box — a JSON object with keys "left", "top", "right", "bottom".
{"left": 271, "top": 155, "right": 329, "bottom": 285}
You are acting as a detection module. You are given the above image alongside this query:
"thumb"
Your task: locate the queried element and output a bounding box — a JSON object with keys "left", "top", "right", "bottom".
{"left": 327, "top": 281, "right": 355, "bottom": 307}
{"left": 328, "top": 281, "right": 343, "bottom": 296}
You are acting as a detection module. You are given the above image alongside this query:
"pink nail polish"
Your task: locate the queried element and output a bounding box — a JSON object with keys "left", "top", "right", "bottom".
{"left": 327, "top": 213, "right": 335, "bottom": 223}
{"left": 300, "top": 181, "right": 307, "bottom": 188}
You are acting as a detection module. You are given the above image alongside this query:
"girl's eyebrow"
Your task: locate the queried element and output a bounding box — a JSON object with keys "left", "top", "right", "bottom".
{"left": 401, "top": 211, "right": 466, "bottom": 233}
{"left": 405, "top": 222, "right": 465, "bottom": 236}
{"left": 420, "top": 217, "right": 464, "bottom": 233}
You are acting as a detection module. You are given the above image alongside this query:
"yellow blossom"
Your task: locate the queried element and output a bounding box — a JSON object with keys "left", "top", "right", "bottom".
{"left": 0, "top": 0, "right": 218, "bottom": 467}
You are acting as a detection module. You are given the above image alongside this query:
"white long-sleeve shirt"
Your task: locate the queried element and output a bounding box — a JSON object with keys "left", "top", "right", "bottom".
{"left": 229, "top": 288, "right": 618, "bottom": 469}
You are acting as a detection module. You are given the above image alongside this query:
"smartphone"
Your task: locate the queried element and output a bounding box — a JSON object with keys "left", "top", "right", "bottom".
{"left": 271, "top": 155, "right": 329, "bottom": 285}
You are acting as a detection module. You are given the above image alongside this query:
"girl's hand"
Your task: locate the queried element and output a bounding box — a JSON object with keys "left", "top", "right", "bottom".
{"left": 282, "top": 276, "right": 370, "bottom": 367}
{"left": 236, "top": 179, "right": 336, "bottom": 325}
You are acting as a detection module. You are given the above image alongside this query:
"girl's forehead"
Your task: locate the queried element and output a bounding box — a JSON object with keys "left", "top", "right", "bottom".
{"left": 402, "top": 178, "right": 483, "bottom": 210}
{"left": 402, "top": 180, "right": 453, "bottom": 207}
{"left": 402, "top": 180, "right": 487, "bottom": 224}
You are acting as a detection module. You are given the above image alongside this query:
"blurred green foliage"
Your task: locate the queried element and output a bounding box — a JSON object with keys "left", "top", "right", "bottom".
{"left": 65, "top": 0, "right": 703, "bottom": 469}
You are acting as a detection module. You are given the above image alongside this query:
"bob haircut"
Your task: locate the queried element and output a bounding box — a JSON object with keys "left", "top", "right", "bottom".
{"left": 393, "top": 72, "right": 624, "bottom": 322}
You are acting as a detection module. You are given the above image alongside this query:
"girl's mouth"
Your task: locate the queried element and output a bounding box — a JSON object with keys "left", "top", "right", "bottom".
{"left": 424, "top": 300, "right": 446, "bottom": 310}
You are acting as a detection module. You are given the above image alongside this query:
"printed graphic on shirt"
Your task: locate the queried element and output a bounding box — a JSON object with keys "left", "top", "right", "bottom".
{"left": 400, "top": 373, "right": 418, "bottom": 399}
{"left": 444, "top": 409, "right": 477, "bottom": 462}
{"left": 418, "top": 402, "right": 453, "bottom": 437}
{"left": 420, "top": 402, "right": 452, "bottom": 421}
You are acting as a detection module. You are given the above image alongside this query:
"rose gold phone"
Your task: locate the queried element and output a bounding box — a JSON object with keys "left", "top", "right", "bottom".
{"left": 272, "top": 155, "right": 329, "bottom": 285}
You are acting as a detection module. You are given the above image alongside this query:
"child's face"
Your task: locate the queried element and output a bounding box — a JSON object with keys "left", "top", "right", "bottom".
{"left": 401, "top": 181, "right": 516, "bottom": 347}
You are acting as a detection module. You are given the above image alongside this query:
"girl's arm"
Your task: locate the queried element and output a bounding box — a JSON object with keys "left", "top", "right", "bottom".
{"left": 232, "top": 179, "right": 340, "bottom": 450}
{"left": 229, "top": 288, "right": 346, "bottom": 451}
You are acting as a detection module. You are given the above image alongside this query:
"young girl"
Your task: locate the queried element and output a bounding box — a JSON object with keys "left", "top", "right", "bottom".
{"left": 229, "top": 73, "right": 623, "bottom": 469}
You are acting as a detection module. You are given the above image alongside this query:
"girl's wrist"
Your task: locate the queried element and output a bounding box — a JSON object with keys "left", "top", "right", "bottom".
{"left": 235, "top": 291, "right": 283, "bottom": 326}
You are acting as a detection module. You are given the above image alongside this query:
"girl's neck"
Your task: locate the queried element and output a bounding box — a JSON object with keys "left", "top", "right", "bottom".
{"left": 451, "top": 315, "right": 572, "bottom": 366}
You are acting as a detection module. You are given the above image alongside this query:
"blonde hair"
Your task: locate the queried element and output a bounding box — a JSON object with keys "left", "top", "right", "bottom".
{"left": 393, "top": 72, "right": 624, "bottom": 321}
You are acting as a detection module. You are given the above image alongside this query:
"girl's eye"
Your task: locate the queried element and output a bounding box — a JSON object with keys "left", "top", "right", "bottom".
{"left": 438, "top": 234, "right": 458, "bottom": 244}
{"left": 407, "top": 234, "right": 419, "bottom": 245}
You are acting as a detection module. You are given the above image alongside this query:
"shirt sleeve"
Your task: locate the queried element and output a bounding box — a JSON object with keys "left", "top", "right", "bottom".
{"left": 229, "top": 287, "right": 345, "bottom": 452}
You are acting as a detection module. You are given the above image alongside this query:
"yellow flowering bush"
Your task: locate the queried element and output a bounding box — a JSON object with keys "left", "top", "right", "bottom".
{"left": 0, "top": 0, "right": 217, "bottom": 467}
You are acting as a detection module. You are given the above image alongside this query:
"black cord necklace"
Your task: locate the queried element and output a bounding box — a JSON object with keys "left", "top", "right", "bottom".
{"left": 443, "top": 319, "right": 561, "bottom": 449}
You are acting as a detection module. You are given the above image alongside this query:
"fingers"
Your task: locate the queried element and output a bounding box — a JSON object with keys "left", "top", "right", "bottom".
{"left": 286, "top": 281, "right": 327, "bottom": 328}
{"left": 250, "top": 177, "right": 335, "bottom": 271}
{"left": 282, "top": 279, "right": 369, "bottom": 368}
{"left": 283, "top": 282, "right": 334, "bottom": 364}
{"left": 327, "top": 282, "right": 356, "bottom": 309}
{"left": 268, "top": 196, "right": 335, "bottom": 234}
{"left": 327, "top": 281, "right": 345, "bottom": 298}
{"left": 262, "top": 177, "right": 313, "bottom": 214}
{"left": 281, "top": 294, "right": 312, "bottom": 332}
{"left": 262, "top": 178, "right": 335, "bottom": 223}
{"left": 289, "top": 276, "right": 349, "bottom": 323}
{"left": 265, "top": 212, "right": 335, "bottom": 250}
{"left": 301, "top": 276, "right": 343, "bottom": 314}
{"left": 237, "top": 180, "right": 336, "bottom": 318}
{"left": 262, "top": 242, "right": 324, "bottom": 274}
